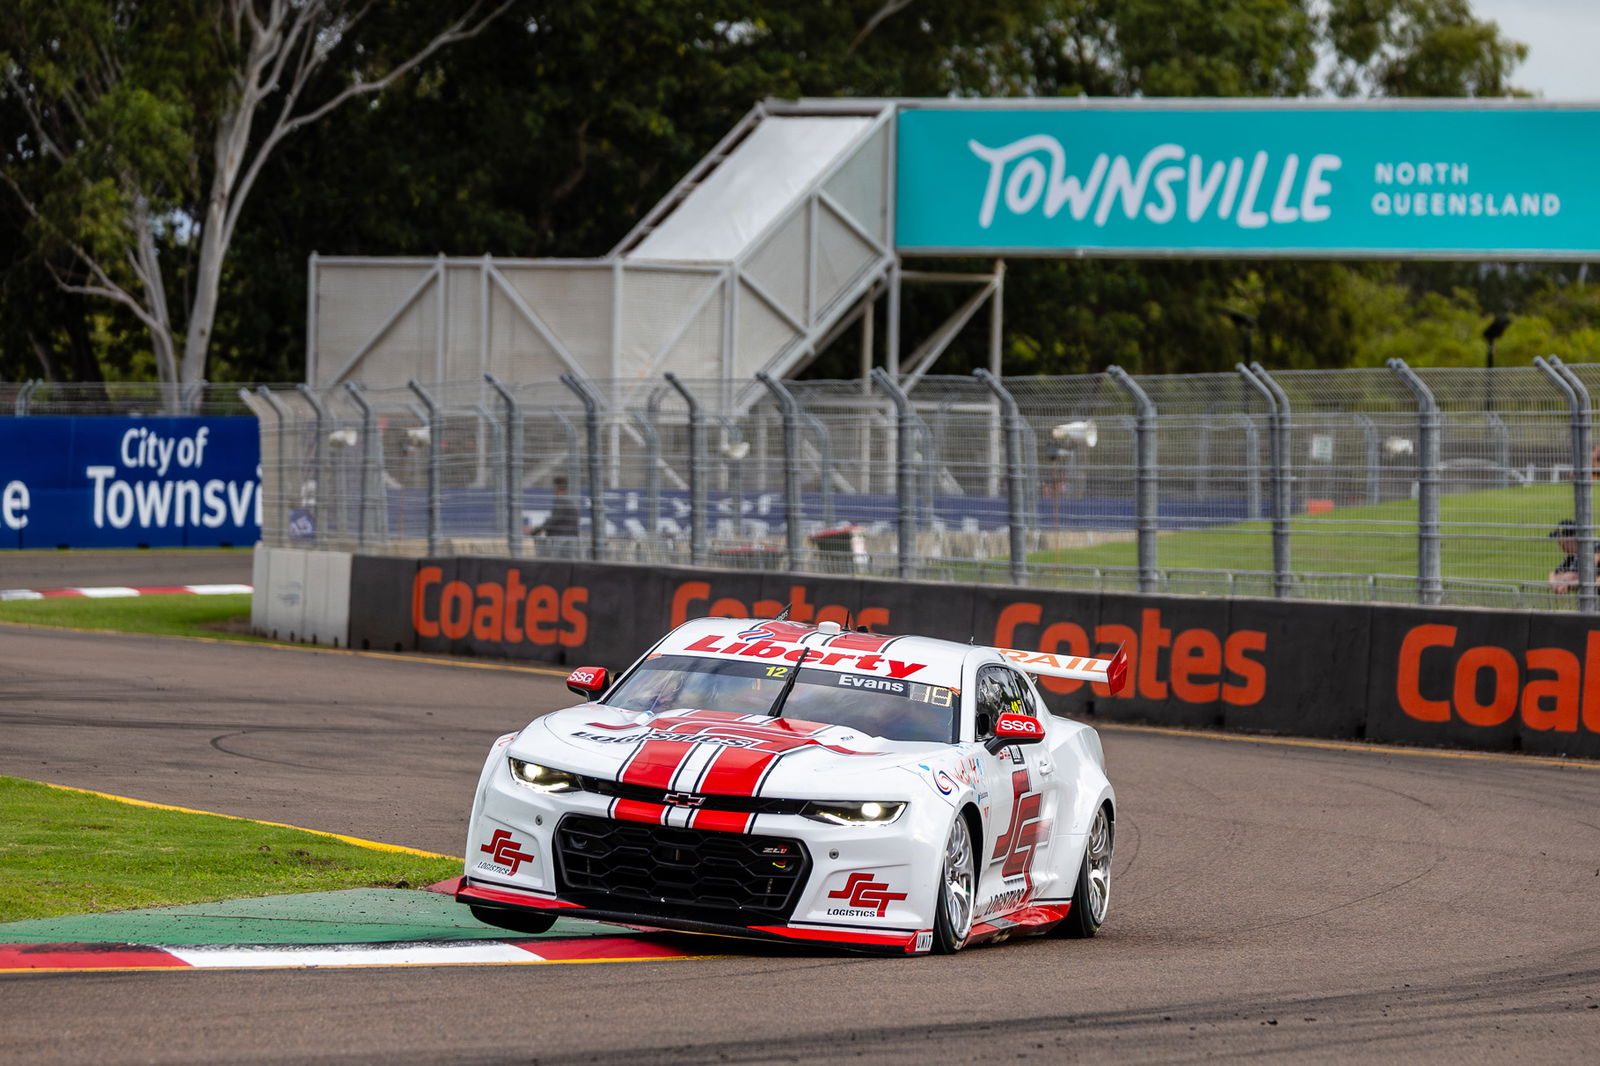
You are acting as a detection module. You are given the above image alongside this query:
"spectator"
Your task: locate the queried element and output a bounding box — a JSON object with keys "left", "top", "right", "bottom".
{"left": 526, "top": 475, "right": 581, "bottom": 557}
{"left": 1547, "top": 519, "right": 1600, "bottom": 594}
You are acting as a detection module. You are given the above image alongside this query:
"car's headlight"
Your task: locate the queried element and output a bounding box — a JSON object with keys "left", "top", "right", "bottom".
{"left": 508, "top": 758, "right": 580, "bottom": 793}
{"left": 803, "top": 800, "right": 907, "bottom": 826}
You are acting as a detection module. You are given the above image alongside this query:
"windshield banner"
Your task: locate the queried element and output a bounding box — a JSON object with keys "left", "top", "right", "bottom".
{"left": 896, "top": 104, "right": 1600, "bottom": 258}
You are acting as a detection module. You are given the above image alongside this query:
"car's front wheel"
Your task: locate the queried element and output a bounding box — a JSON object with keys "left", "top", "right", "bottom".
{"left": 470, "top": 905, "right": 557, "bottom": 936}
{"left": 1059, "top": 803, "right": 1112, "bottom": 938}
{"left": 931, "top": 813, "right": 976, "bottom": 954}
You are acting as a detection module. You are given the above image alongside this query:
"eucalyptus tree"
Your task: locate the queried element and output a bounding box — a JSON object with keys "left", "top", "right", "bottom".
{"left": 0, "top": 0, "right": 508, "bottom": 393}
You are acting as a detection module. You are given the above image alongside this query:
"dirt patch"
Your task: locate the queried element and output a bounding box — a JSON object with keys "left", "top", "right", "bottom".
{"left": 199, "top": 615, "right": 255, "bottom": 636}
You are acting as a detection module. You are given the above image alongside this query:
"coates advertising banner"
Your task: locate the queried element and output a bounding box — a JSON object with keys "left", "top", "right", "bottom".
{"left": 349, "top": 554, "right": 1600, "bottom": 758}
{"left": 896, "top": 105, "right": 1600, "bottom": 258}
{"left": 0, "top": 417, "right": 260, "bottom": 549}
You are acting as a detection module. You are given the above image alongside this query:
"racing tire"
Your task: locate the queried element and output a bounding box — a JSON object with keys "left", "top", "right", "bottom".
{"left": 1059, "top": 804, "right": 1112, "bottom": 938}
{"left": 469, "top": 905, "right": 557, "bottom": 935}
{"left": 931, "top": 812, "right": 977, "bottom": 954}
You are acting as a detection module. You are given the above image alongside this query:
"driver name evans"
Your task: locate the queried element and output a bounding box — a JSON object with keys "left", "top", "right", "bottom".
{"left": 837, "top": 675, "right": 907, "bottom": 695}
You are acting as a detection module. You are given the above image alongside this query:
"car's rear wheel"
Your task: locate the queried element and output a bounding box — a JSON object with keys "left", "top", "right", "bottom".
{"left": 469, "top": 905, "right": 557, "bottom": 935}
{"left": 1060, "top": 804, "right": 1112, "bottom": 938}
{"left": 931, "top": 813, "right": 976, "bottom": 954}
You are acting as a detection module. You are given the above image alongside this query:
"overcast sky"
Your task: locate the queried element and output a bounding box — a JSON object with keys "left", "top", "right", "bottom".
{"left": 1471, "top": 0, "right": 1600, "bottom": 100}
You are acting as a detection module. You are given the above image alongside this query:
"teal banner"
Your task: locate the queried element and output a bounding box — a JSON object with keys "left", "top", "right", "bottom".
{"left": 895, "top": 106, "right": 1600, "bottom": 258}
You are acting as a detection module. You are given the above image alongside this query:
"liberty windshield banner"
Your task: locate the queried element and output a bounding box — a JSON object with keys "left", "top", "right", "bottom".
{"left": 0, "top": 417, "right": 260, "bottom": 549}
{"left": 896, "top": 105, "right": 1600, "bottom": 257}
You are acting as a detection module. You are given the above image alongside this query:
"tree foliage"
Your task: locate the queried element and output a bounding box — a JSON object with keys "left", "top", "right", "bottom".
{"left": 1, "top": 0, "right": 507, "bottom": 392}
{"left": 1, "top": 0, "right": 1590, "bottom": 388}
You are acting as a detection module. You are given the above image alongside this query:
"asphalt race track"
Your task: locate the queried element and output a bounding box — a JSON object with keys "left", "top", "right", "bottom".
{"left": 0, "top": 548, "right": 253, "bottom": 593}
{"left": 4, "top": 619, "right": 1600, "bottom": 1063}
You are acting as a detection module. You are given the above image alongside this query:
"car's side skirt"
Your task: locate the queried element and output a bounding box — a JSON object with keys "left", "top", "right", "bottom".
{"left": 964, "top": 901, "right": 1072, "bottom": 947}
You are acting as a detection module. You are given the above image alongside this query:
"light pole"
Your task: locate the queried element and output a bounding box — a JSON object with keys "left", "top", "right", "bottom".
{"left": 1218, "top": 307, "right": 1257, "bottom": 364}
{"left": 1483, "top": 314, "right": 1511, "bottom": 413}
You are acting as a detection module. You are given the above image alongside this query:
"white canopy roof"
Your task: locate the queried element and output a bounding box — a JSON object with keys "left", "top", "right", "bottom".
{"left": 625, "top": 116, "right": 872, "bottom": 262}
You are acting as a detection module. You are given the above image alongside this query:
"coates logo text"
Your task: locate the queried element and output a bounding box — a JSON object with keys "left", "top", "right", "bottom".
{"left": 997, "top": 603, "right": 1266, "bottom": 705}
{"left": 1398, "top": 624, "right": 1600, "bottom": 734}
{"left": 411, "top": 566, "right": 587, "bottom": 647}
{"left": 826, "top": 873, "right": 908, "bottom": 918}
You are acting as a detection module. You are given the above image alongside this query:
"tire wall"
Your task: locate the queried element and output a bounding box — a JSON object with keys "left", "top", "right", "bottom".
{"left": 338, "top": 552, "right": 1600, "bottom": 759}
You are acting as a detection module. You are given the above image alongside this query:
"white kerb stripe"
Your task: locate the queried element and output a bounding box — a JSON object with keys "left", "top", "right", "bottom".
{"left": 74, "top": 587, "right": 141, "bottom": 598}
{"left": 185, "top": 584, "right": 254, "bottom": 595}
{"left": 167, "top": 941, "right": 541, "bottom": 968}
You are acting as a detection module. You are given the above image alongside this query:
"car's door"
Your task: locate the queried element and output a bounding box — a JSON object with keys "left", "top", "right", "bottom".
{"left": 972, "top": 663, "right": 1054, "bottom": 913}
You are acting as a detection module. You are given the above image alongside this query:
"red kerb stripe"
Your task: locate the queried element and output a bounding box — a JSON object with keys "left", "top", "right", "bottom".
{"left": 513, "top": 938, "right": 692, "bottom": 960}
{"left": 0, "top": 944, "right": 189, "bottom": 970}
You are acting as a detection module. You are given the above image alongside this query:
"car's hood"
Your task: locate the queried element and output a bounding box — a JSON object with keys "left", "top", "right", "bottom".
{"left": 510, "top": 705, "right": 941, "bottom": 799}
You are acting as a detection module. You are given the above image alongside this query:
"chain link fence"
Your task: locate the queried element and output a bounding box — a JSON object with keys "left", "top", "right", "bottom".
{"left": 240, "top": 358, "right": 1600, "bottom": 611}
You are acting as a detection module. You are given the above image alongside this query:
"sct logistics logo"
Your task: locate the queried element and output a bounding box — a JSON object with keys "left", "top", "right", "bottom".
{"left": 411, "top": 565, "right": 587, "bottom": 646}
{"left": 827, "top": 873, "right": 908, "bottom": 918}
{"left": 1397, "top": 623, "right": 1600, "bottom": 733}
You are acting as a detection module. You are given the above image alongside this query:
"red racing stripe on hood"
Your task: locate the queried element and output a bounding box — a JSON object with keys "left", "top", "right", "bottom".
{"left": 611, "top": 798, "right": 671, "bottom": 825}
{"left": 619, "top": 739, "right": 696, "bottom": 790}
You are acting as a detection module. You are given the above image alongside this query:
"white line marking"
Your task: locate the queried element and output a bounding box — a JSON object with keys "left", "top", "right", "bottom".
{"left": 167, "top": 940, "right": 538, "bottom": 968}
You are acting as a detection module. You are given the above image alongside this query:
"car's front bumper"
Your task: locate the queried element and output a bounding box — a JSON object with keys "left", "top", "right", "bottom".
{"left": 463, "top": 757, "right": 941, "bottom": 954}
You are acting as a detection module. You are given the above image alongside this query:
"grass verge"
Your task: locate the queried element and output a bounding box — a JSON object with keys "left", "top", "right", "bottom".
{"left": 0, "top": 776, "right": 462, "bottom": 923}
{"left": 0, "top": 592, "right": 261, "bottom": 642}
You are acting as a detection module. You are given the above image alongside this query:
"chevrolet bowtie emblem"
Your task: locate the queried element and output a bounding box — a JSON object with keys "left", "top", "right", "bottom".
{"left": 662, "top": 792, "right": 704, "bottom": 807}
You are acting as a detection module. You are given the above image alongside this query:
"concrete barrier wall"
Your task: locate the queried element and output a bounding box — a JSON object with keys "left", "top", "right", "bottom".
{"left": 251, "top": 546, "right": 352, "bottom": 646}
{"left": 341, "top": 554, "right": 1600, "bottom": 760}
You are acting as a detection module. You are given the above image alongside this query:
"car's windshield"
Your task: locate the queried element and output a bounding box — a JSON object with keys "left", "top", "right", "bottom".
{"left": 605, "top": 654, "right": 958, "bottom": 743}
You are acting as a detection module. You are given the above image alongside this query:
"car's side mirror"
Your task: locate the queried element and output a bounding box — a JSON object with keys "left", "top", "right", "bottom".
{"left": 986, "top": 712, "right": 1044, "bottom": 753}
{"left": 566, "top": 666, "right": 609, "bottom": 699}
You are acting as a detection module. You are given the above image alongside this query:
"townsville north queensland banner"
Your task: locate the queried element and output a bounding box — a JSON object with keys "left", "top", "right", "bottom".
{"left": 895, "top": 103, "right": 1600, "bottom": 259}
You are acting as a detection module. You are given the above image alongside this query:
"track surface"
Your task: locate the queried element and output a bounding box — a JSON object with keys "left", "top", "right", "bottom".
{"left": 0, "top": 548, "right": 252, "bottom": 592}
{"left": 4, "top": 622, "right": 1600, "bottom": 1064}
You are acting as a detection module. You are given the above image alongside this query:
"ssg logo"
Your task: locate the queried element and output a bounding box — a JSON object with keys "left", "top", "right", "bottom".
{"left": 827, "top": 873, "right": 908, "bottom": 918}
{"left": 480, "top": 829, "right": 534, "bottom": 876}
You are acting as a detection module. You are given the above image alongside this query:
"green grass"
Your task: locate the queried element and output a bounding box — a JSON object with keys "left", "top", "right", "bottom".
{"left": 0, "top": 592, "right": 262, "bottom": 641}
{"left": 1027, "top": 482, "right": 1578, "bottom": 597}
{"left": 0, "top": 776, "right": 462, "bottom": 923}
{"left": 0, "top": 592, "right": 462, "bottom": 924}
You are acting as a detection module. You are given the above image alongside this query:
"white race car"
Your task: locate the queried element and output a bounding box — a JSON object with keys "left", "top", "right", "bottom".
{"left": 458, "top": 616, "right": 1126, "bottom": 954}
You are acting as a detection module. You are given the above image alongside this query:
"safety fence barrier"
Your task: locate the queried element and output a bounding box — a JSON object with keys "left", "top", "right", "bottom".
{"left": 241, "top": 359, "right": 1600, "bottom": 611}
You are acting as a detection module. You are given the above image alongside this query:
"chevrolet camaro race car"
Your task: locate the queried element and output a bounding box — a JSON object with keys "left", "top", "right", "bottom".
{"left": 458, "top": 616, "right": 1127, "bottom": 954}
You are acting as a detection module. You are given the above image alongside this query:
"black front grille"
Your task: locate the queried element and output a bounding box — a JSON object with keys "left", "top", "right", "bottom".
{"left": 554, "top": 815, "right": 810, "bottom": 923}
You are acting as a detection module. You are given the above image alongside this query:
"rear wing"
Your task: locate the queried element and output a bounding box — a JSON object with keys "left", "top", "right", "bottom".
{"left": 995, "top": 645, "right": 1129, "bottom": 695}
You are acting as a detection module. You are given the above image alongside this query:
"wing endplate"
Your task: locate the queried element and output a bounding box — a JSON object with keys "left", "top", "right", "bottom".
{"left": 996, "top": 644, "right": 1129, "bottom": 694}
